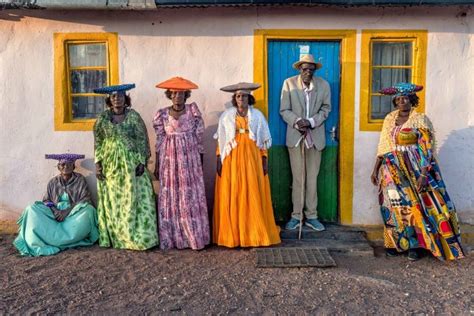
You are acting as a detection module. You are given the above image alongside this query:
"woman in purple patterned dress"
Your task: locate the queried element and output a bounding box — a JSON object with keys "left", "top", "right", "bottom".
{"left": 153, "top": 77, "right": 210, "bottom": 250}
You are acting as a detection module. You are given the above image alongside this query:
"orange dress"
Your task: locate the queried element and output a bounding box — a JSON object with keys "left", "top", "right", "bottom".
{"left": 213, "top": 116, "right": 281, "bottom": 247}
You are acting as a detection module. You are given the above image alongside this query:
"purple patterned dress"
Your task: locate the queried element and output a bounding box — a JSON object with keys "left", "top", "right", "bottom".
{"left": 153, "top": 102, "right": 210, "bottom": 250}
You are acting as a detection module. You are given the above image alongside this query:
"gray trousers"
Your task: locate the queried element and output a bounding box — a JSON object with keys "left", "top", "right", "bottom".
{"left": 288, "top": 146, "right": 322, "bottom": 220}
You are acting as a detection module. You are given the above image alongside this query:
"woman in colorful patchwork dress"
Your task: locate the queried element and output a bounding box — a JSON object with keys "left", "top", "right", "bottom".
{"left": 93, "top": 84, "right": 159, "bottom": 250}
{"left": 213, "top": 82, "right": 281, "bottom": 248}
{"left": 14, "top": 154, "right": 99, "bottom": 256}
{"left": 370, "top": 83, "right": 464, "bottom": 261}
{"left": 153, "top": 77, "right": 210, "bottom": 250}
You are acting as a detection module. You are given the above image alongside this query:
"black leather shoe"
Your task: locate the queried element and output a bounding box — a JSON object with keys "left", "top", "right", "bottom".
{"left": 385, "top": 248, "right": 399, "bottom": 257}
{"left": 408, "top": 249, "right": 421, "bottom": 261}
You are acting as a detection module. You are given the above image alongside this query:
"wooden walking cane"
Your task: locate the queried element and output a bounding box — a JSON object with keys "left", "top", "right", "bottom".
{"left": 298, "top": 132, "right": 306, "bottom": 240}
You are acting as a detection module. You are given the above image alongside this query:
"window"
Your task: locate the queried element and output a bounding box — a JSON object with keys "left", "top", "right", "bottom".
{"left": 54, "top": 33, "right": 119, "bottom": 131}
{"left": 360, "top": 30, "right": 427, "bottom": 131}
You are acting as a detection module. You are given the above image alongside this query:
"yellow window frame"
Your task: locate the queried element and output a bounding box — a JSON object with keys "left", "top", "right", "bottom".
{"left": 54, "top": 32, "right": 119, "bottom": 131}
{"left": 360, "top": 30, "right": 427, "bottom": 131}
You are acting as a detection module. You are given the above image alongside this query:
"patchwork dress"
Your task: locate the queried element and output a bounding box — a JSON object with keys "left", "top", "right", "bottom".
{"left": 377, "top": 110, "right": 464, "bottom": 260}
{"left": 13, "top": 173, "right": 99, "bottom": 256}
{"left": 94, "top": 109, "right": 159, "bottom": 250}
{"left": 153, "top": 103, "right": 210, "bottom": 250}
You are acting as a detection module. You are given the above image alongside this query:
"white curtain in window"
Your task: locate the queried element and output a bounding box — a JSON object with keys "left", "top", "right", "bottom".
{"left": 373, "top": 42, "right": 411, "bottom": 89}
{"left": 371, "top": 42, "right": 412, "bottom": 119}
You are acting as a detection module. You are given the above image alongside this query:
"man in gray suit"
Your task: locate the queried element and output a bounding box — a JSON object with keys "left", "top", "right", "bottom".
{"left": 280, "top": 54, "right": 331, "bottom": 231}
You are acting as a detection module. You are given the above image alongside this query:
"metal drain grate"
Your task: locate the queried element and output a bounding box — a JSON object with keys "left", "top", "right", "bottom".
{"left": 255, "top": 247, "right": 336, "bottom": 268}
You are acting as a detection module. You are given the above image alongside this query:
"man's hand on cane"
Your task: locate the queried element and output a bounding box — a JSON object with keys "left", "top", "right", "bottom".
{"left": 296, "top": 119, "right": 311, "bottom": 132}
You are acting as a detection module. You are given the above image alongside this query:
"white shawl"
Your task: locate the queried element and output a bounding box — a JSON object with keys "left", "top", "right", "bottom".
{"left": 214, "top": 106, "right": 272, "bottom": 162}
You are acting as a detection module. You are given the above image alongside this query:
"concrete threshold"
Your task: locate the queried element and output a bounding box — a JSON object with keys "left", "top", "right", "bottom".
{"left": 276, "top": 224, "right": 374, "bottom": 257}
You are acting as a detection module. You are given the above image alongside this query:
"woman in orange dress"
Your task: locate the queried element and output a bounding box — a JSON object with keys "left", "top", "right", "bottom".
{"left": 213, "top": 82, "right": 281, "bottom": 247}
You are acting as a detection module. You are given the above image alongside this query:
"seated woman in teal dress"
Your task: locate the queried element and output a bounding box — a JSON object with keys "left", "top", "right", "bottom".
{"left": 13, "top": 154, "right": 99, "bottom": 256}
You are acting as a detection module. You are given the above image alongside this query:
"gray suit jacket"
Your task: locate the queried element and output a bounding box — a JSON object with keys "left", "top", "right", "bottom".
{"left": 279, "top": 75, "right": 331, "bottom": 150}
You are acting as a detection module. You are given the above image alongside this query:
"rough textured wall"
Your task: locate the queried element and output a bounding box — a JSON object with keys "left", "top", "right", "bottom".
{"left": 0, "top": 6, "right": 472, "bottom": 224}
{"left": 426, "top": 30, "right": 474, "bottom": 224}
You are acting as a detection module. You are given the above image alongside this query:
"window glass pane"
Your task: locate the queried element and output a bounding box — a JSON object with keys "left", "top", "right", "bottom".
{"left": 372, "top": 68, "right": 411, "bottom": 93}
{"left": 371, "top": 95, "right": 381, "bottom": 116}
{"left": 372, "top": 42, "right": 412, "bottom": 66}
{"left": 380, "top": 95, "right": 393, "bottom": 116}
{"left": 71, "top": 69, "right": 107, "bottom": 93}
{"left": 372, "top": 68, "right": 381, "bottom": 92}
{"left": 371, "top": 95, "right": 394, "bottom": 120}
{"left": 69, "top": 43, "right": 106, "bottom": 67}
{"left": 72, "top": 96, "right": 105, "bottom": 119}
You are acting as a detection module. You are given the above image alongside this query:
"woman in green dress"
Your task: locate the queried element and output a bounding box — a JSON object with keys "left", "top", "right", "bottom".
{"left": 93, "top": 84, "right": 159, "bottom": 250}
{"left": 14, "top": 154, "right": 99, "bottom": 256}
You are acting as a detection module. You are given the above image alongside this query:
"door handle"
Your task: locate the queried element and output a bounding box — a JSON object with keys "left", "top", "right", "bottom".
{"left": 330, "top": 126, "right": 338, "bottom": 142}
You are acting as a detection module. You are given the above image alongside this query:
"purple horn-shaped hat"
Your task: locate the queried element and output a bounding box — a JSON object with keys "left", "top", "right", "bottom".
{"left": 45, "top": 153, "right": 85, "bottom": 163}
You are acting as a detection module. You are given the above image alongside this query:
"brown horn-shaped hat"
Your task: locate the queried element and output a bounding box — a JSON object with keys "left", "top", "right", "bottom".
{"left": 220, "top": 82, "right": 261, "bottom": 94}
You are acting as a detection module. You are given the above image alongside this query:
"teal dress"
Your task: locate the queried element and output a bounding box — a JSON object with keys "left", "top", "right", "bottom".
{"left": 94, "top": 108, "right": 159, "bottom": 250}
{"left": 13, "top": 173, "right": 99, "bottom": 257}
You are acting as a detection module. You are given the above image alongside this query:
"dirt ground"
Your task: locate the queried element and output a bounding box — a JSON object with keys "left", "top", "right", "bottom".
{"left": 1, "top": 234, "right": 472, "bottom": 315}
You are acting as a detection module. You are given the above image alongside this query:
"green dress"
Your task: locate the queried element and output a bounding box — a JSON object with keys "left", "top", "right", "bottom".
{"left": 94, "top": 109, "right": 159, "bottom": 250}
{"left": 13, "top": 173, "right": 99, "bottom": 256}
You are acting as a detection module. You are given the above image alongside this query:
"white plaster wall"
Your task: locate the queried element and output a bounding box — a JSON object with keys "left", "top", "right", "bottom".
{"left": 349, "top": 10, "right": 474, "bottom": 225}
{"left": 0, "top": 6, "right": 472, "bottom": 224}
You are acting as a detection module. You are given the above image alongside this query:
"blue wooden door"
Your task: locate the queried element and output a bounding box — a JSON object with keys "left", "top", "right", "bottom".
{"left": 267, "top": 40, "right": 341, "bottom": 222}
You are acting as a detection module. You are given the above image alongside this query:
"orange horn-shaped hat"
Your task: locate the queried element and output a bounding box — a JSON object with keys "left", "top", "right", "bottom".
{"left": 155, "top": 77, "right": 199, "bottom": 90}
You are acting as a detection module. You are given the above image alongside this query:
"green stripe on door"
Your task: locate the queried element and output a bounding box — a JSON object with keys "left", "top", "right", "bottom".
{"left": 269, "top": 146, "right": 338, "bottom": 222}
